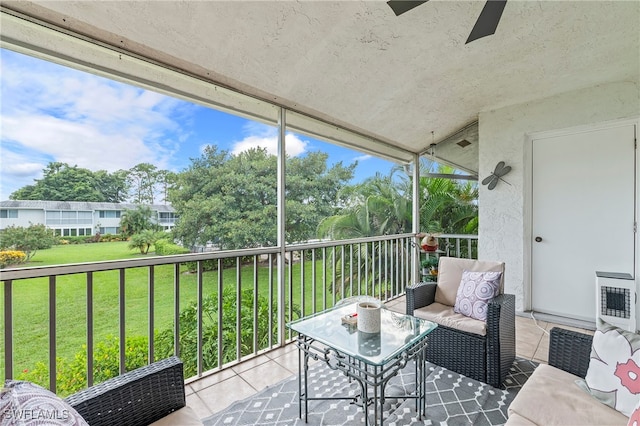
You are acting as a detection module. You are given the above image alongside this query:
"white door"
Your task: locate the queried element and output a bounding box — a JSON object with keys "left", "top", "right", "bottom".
{"left": 532, "top": 124, "right": 636, "bottom": 322}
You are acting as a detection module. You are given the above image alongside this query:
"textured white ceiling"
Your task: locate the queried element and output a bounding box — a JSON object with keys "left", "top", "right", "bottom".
{"left": 2, "top": 0, "right": 639, "bottom": 170}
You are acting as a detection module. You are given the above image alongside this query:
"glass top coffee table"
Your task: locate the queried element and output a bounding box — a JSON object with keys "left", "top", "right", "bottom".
{"left": 287, "top": 302, "right": 437, "bottom": 426}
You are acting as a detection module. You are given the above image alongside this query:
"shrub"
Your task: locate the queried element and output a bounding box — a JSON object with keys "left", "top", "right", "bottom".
{"left": 0, "top": 250, "right": 27, "bottom": 268}
{"left": 129, "top": 230, "right": 166, "bottom": 254}
{"left": 182, "top": 256, "right": 252, "bottom": 273}
{"left": 154, "top": 239, "right": 190, "bottom": 255}
{"left": 0, "top": 224, "right": 56, "bottom": 261}
{"left": 58, "top": 236, "right": 94, "bottom": 245}
{"left": 155, "top": 287, "right": 299, "bottom": 378}
{"left": 99, "top": 233, "right": 128, "bottom": 242}
{"left": 17, "top": 335, "right": 150, "bottom": 397}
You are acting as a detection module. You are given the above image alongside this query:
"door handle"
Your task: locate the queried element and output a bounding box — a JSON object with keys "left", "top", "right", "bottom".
{"left": 535, "top": 236, "right": 542, "bottom": 242}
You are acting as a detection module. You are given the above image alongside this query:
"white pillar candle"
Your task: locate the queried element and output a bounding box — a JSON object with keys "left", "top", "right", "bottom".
{"left": 357, "top": 301, "right": 381, "bottom": 333}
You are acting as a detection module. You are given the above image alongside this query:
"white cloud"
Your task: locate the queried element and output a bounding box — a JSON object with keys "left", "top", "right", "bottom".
{"left": 0, "top": 148, "right": 48, "bottom": 198}
{"left": 354, "top": 154, "right": 372, "bottom": 162}
{"left": 2, "top": 113, "right": 156, "bottom": 170}
{"left": 231, "top": 133, "right": 307, "bottom": 157}
{"left": 0, "top": 49, "right": 190, "bottom": 199}
{"left": 231, "top": 124, "right": 308, "bottom": 157}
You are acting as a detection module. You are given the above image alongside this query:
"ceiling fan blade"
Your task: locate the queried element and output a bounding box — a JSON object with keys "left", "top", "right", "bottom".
{"left": 466, "top": 0, "right": 507, "bottom": 44}
{"left": 387, "top": 0, "right": 428, "bottom": 17}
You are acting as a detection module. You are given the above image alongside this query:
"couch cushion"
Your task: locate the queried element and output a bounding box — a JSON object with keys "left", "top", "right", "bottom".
{"left": 434, "top": 257, "right": 505, "bottom": 307}
{"left": 453, "top": 270, "right": 502, "bottom": 321}
{"left": 2, "top": 380, "right": 90, "bottom": 426}
{"left": 508, "top": 363, "right": 628, "bottom": 425}
{"left": 583, "top": 320, "right": 640, "bottom": 417}
{"left": 504, "top": 412, "right": 537, "bottom": 426}
{"left": 149, "top": 406, "right": 203, "bottom": 425}
{"left": 413, "top": 302, "right": 487, "bottom": 336}
{"left": 629, "top": 399, "right": 640, "bottom": 426}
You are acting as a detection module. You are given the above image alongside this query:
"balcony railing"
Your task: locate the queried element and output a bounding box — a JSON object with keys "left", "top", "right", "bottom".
{"left": 1, "top": 233, "right": 477, "bottom": 395}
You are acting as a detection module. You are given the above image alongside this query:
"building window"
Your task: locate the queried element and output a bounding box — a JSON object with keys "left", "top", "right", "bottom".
{"left": 46, "top": 210, "right": 62, "bottom": 225}
{"left": 98, "top": 210, "right": 121, "bottom": 219}
{"left": 0, "top": 209, "right": 18, "bottom": 218}
{"left": 62, "top": 211, "right": 76, "bottom": 225}
{"left": 47, "top": 210, "right": 93, "bottom": 225}
{"left": 99, "top": 227, "right": 120, "bottom": 235}
{"left": 159, "top": 212, "right": 178, "bottom": 223}
{"left": 77, "top": 211, "right": 93, "bottom": 224}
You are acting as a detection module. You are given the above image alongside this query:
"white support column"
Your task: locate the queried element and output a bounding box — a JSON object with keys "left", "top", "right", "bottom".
{"left": 277, "top": 107, "right": 287, "bottom": 346}
{"left": 412, "top": 154, "right": 421, "bottom": 283}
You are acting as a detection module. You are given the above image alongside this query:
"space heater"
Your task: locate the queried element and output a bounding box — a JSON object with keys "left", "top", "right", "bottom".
{"left": 595, "top": 271, "right": 637, "bottom": 332}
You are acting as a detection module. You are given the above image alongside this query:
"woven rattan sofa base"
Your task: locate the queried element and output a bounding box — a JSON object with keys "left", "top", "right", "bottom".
{"left": 426, "top": 325, "right": 487, "bottom": 382}
{"left": 65, "top": 356, "right": 186, "bottom": 426}
{"left": 548, "top": 327, "right": 592, "bottom": 377}
{"left": 407, "top": 282, "right": 516, "bottom": 388}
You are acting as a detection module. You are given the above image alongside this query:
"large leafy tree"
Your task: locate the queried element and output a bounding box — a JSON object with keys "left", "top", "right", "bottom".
{"left": 169, "top": 146, "right": 355, "bottom": 250}
{"left": 94, "top": 169, "right": 131, "bottom": 203}
{"left": 285, "top": 152, "right": 355, "bottom": 243}
{"left": 155, "top": 170, "right": 177, "bottom": 205}
{"left": 9, "top": 162, "right": 133, "bottom": 202}
{"left": 10, "top": 162, "right": 103, "bottom": 202}
{"left": 128, "top": 163, "right": 159, "bottom": 204}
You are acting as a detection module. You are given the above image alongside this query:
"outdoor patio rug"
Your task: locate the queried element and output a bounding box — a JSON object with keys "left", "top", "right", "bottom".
{"left": 201, "top": 357, "right": 537, "bottom": 426}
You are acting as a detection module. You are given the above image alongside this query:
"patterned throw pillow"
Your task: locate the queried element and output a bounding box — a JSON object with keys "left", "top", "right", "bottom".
{"left": 584, "top": 320, "right": 640, "bottom": 417}
{"left": 453, "top": 270, "right": 502, "bottom": 321}
{"left": 629, "top": 398, "right": 640, "bottom": 426}
{"left": 2, "top": 380, "right": 89, "bottom": 425}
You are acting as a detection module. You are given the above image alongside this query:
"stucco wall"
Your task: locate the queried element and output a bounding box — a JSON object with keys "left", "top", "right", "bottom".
{"left": 478, "top": 81, "right": 640, "bottom": 314}
{"left": 0, "top": 209, "right": 44, "bottom": 230}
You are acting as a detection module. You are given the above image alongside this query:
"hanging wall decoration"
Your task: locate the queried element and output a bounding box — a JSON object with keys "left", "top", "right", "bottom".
{"left": 481, "top": 161, "right": 512, "bottom": 190}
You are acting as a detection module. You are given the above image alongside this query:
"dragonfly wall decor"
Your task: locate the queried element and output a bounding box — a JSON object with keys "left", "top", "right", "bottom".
{"left": 482, "top": 161, "right": 512, "bottom": 190}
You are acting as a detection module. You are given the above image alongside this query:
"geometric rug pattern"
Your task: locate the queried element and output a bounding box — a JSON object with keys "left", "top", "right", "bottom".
{"left": 202, "top": 357, "right": 537, "bottom": 426}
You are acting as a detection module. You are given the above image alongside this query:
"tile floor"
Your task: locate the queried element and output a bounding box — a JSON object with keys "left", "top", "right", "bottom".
{"left": 184, "top": 296, "right": 595, "bottom": 419}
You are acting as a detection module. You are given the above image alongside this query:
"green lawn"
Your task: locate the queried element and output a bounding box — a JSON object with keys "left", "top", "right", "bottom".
{"left": 1, "top": 242, "right": 338, "bottom": 383}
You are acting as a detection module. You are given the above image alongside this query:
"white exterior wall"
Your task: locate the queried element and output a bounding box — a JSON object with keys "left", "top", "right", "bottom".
{"left": 95, "top": 216, "right": 121, "bottom": 228}
{"left": 478, "top": 81, "right": 640, "bottom": 315}
{"left": 0, "top": 209, "right": 44, "bottom": 229}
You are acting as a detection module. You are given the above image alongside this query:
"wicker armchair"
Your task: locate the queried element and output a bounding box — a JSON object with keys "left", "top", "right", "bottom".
{"left": 65, "top": 356, "right": 193, "bottom": 426}
{"left": 406, "top": 257, "right": 515, "bottom": 388}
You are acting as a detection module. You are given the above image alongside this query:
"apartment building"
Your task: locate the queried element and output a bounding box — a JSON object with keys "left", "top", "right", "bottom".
{"left": 0, "top": 200, "right": 178, "bottom": 236}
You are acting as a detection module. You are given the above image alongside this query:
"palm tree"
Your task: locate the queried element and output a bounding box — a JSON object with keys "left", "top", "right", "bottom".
{"left": 317, "top": 162, "right": 478, "bottom": 296}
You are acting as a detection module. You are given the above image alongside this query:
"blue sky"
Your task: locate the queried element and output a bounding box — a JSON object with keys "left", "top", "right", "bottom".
{"left": 0, "top": 48, "right": 396, "bottom": 201}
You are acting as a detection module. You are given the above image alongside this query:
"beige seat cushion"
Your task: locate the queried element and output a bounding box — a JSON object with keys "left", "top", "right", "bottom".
{"left": 504, "top": 412, "right": 537, "bottom": 425}
{"left": 435, "top": 257, "right": 505, "bottom": 306}
{"left": 413, "top": 302, "right": 487, "bottom": 336}
{"left": 149, "top": 406, "right": 203, "bottom": 426}
{"left": 507, "top": 364, "right": 628, "bottom": 426}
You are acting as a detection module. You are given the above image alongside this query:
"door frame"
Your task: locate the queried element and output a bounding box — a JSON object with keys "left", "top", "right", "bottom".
{"left": 524, "top": 117, "right": 639, "bottom": 317}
